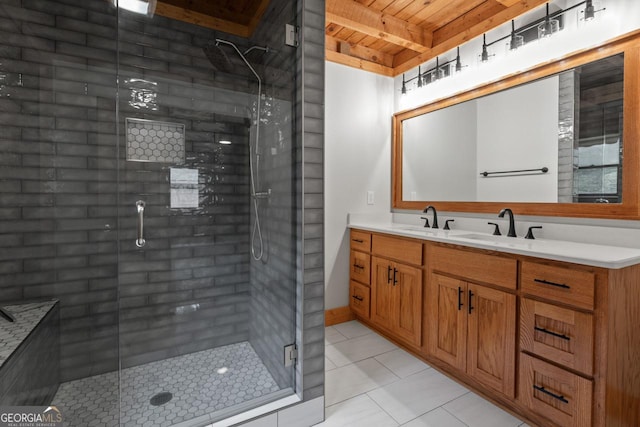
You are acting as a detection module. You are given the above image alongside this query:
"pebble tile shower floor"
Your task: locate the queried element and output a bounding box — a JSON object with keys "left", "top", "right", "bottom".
{"left": 52, "top": 342, "right": 280, "bottom": 427}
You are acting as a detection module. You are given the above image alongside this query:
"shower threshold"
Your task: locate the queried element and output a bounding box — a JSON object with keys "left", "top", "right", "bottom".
{"left": 52, "top": 341, "right": 289, "bottom": 427}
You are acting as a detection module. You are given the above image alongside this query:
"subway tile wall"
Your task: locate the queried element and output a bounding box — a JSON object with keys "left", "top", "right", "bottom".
{"left": 0, "top": 0, "right": 302, "bottom": 389}
{"left": 297, "top": 0, "right": 326, "bottom": 402}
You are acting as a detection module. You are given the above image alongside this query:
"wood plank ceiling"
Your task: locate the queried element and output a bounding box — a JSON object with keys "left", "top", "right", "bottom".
{"left": 151, "top": 0, "right": 551, "bottom": 78}
{"left": 326, "top": 0, "right": 550, "bottom": 76}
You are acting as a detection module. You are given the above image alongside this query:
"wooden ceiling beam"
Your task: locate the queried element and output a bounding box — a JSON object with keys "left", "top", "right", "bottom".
{"left": 326, "top": 50, "right": 395, "bottom": 76}
{"left": 326, "top": 35, "right": 394, "bottom": 68}
{"left": 391, "top": 0, "right": 549, "bottom": 75}
{"left": 326, "top": 0, "right": 433, "bottom": 53}
{"left": 155, "top": 2, "right": 251, "bottom": 37}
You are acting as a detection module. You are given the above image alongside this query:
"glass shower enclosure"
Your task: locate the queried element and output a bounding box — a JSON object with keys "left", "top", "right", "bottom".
{"left": 0, "top": 0, "right": 299, "bottom": 425}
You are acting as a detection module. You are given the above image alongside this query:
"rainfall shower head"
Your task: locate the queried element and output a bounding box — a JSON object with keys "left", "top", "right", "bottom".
{"left": 202, "top": 41, "right": 234, "bottom": 73}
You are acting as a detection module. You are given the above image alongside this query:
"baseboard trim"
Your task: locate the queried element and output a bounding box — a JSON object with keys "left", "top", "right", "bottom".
{"left": 325, "top": 306, "right": 355, "bottom": 326}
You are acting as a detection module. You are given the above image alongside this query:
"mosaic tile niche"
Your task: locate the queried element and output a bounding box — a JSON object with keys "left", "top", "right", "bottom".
{"left": 126, "top": 118, "right": 186, "bottom": 164}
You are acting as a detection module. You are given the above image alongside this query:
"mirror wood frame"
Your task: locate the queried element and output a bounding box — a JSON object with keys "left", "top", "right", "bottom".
{"left": 392, "top": 30, "right": 640, "bottom": 219}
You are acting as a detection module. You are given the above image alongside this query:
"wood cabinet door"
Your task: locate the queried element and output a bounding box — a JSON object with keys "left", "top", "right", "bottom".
{"left": 371, "top": 256, "right": 394, "bottom": 330}
{"left": 466, "top": 283, "right": 516, "bottom": 397}
{"left": 427, "top": 273, "right": 467, "bottom": 371}
{"left": 394, "top": 263, "right": 422, "bottom": 346}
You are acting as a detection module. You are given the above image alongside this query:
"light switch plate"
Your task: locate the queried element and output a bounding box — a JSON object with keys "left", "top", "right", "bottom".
{"left": 367, "top": 191, "right": 374, "bottom": 205}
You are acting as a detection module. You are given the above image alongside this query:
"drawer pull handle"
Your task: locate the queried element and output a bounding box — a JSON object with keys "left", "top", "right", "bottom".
{"left": 352, "top": 239, "right": 364, "bottom": 243}
{"left": 468, "top": 290, "right": 474, "bottom": 314}
{"left": 387, "top": 265, "right": 393, "bottom": 284}
{"left": 352, "top": 295, "right": 364, "bottom": 302}
{"left": 393, "top": 268, "right": 398, "bottom": 286}
{"left": 353, "top": 263, "right": 364, "bottom": 270}
{"left": 533, "top": 385, "right": 569, "bottom": 404}
{"left": 534, "top": 278, "right": 571, "bottom": 289}
{"left": 458, "top": 287, "right": 464, "bottom": 311}
{"left": 534, "top": 326, "right": 571, "bottom": 341}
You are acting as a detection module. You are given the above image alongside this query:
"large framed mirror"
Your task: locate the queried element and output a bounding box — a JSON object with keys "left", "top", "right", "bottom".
{"left": 392, "top": 31, "right": 640, "bottom": 219}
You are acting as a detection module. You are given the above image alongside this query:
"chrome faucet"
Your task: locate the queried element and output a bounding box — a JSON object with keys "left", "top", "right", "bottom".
{"left": 423, "top": 205, "right": 439, "bottom": 229}
{"left": 498, "top": 208, "right": 516, "bottom": 237}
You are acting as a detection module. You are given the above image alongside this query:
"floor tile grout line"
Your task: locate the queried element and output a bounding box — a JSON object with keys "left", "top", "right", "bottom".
{"left": 441, "top": 404, "right": 472, "bottom": 427}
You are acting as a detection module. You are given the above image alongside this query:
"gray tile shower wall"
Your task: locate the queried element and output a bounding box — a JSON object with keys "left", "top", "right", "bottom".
{"left": 0, "top": 0, "right": 120, "bottom": 382}
{"left": 0, "top": 0, "right": 298, "bottom": 382}
{"left": 296, "top": 0, "right": 326, "bottom": 401}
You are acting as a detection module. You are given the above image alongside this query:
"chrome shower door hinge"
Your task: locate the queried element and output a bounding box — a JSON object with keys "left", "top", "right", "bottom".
{"left": 284, "top": 343, "right": 298, "bottom": 367}
{"left": 285, "top": 24, "right": 299, "bottom": 47}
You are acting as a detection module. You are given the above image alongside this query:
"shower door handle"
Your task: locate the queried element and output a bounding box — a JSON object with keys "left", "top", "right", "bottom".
{"left": 136, "top": 200, "right": 146, "bottom": 248}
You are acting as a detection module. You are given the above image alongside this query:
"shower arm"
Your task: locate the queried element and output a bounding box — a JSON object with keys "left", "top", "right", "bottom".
{"left": 215, "top": 39, "right": 262, "bottom": 87}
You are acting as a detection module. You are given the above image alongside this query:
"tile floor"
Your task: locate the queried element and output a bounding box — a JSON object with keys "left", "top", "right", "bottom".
{"left": 318, "top": 321, "right": 532, "bottom": 427}
{"left": 52, "top": 341, "right": 281, "bottom": 427}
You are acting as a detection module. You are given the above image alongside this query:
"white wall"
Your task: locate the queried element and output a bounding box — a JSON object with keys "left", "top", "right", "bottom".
{"left": 403, "top": 101, "right": 477, "bottom": 201}
{"left": 324, "top": 62, "right": 394, "bottom": 310}
{"left": 476, "top": 76, "right": 559, "bottom": 201}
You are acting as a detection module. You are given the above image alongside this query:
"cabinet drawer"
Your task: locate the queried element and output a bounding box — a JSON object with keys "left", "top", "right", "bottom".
{"left": 372, "top": 234, "right": 422, "bottom": 266}
{"left": 519, "top": 353, "right": 592, "bottom": 427}
{"left": 350, "top": 281, "right": 370, "bottom": 319}
{"left": 429, "top": 245, "right": 517, "bottom": 290}
{"left": 521, "top": 298, "right": 594, "bottom": 375}
{"left": 350, "top": 250, "right": 370, "bottom": 285}
{"left": 350, "top": 230, "right": 371, "bottom": 252}
{"left": 521, "top": 262, "right": 595, "bottom": 310}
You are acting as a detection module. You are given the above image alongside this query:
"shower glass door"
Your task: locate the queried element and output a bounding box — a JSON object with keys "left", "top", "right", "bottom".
{"left": 115, "top": 2, "right": 298, "bottom": 426}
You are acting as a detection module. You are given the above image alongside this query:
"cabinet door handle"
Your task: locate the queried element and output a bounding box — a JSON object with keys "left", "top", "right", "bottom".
{"left": 387, "top": 265, "right": 392, "bottom": 284}
{"left": 468, "top": 290, "right": 474, "bottom": 314}
{"left": 534, "top": 326, "right": 571, "bottom": 341}
{"left": 393, "top": 268, "right": 398, "bottom": 286}
{"left": 533, "top": 385, "right": 569, "bottom": 404}
{"left": 534, "top": 278, "right": 571, "bottom": 289}
{"left": 353, "top": 263, "right": 364, "bottom": 270}
{"left": 352, "top": 295, "right": 364, "bottom": 302}
{"left": 458, "top": 287, "right": 464, "bottom": 311}
{"left": 352, "top": 238, "right": 364, "bottom": 243}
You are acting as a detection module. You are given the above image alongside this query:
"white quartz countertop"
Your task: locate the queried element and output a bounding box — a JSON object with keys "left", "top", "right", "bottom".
{"left": 348, "top": 219, "right": 640, "bottom": 269}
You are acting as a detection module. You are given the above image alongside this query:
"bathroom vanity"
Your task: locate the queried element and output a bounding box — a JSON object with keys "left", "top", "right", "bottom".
{"left": 347, "top": 223, "right": 640, "bottom": 427}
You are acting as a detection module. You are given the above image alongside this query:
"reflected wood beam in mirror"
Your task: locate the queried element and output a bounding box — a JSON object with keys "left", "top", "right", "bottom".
{"left": 326, "top": 0, "right": 433, "bottom": 54}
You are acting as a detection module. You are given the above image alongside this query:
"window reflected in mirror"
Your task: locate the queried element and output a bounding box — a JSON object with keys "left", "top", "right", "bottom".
{"left": 573, "top": 54, "right": 624, "bottom": 203}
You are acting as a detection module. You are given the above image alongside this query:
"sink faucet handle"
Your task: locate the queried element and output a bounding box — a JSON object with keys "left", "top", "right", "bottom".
{"left": 420, "top": 217, "right": 430, "bottom": 228}
{"left": 525, "top": 226, "right": 543, "bottom": 240}
{"left": 444, "top": 219, "right": 455, "bottom": 230}
{"left": 488, "top": 222, "right": 502, "bottom": 236}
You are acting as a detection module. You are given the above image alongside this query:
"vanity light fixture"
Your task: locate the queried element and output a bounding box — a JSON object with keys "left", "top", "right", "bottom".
{"left": 480, "top": 34, "right": 492, "bottom": 62}
{"left": 417, "top": 66, "right": 423, "bottom": 88}
{"left": 455, "top": 47, "right": 465, "bottom": 73}
{"left": 581, "top": 0, "right": 605, "bottom": 21}
{"left": 538, "top": 3, "right": 560, "bottom": 38}
{"left": 219, "top": 140, "right": 232, "bottom": 145}
{"left": 401, "top": 74, "right": 407, "bottom": 95}
{"left": 509, "top": 20, "right": 524, "bottom": 50}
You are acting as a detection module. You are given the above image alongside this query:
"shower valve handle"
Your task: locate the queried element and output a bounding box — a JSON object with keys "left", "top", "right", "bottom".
{"left": 136, "top": 200, "right": 146, "bottom": 248}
